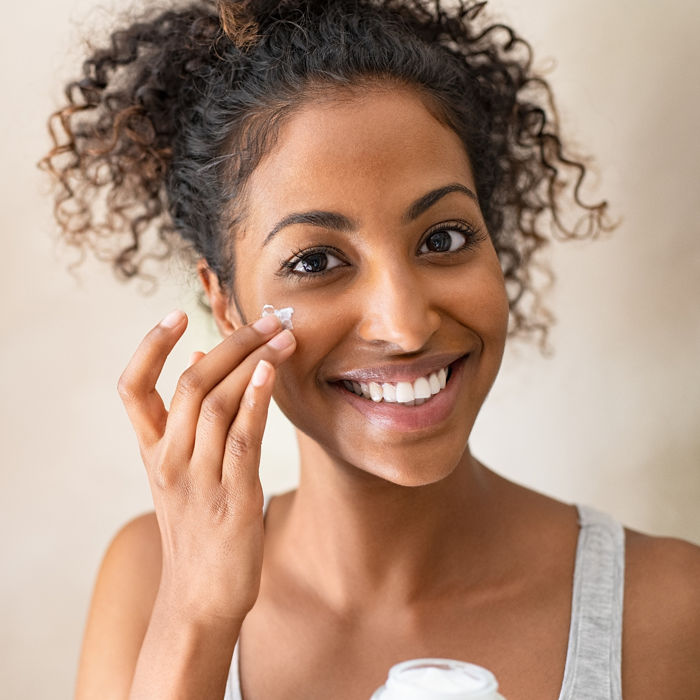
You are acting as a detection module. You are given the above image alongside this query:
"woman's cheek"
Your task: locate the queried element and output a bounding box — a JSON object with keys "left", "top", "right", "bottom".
{"left": 267, "top": 294, "right": 346, "bottom": 390}
{"left": 462, "top": 252, "right": 510, "bottom": 339}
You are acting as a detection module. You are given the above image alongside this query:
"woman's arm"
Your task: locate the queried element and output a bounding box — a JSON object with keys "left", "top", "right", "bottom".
{"left": 130, "top": 519, "right": 243, "bottom": 700}
{"left": 75, "top": 511, "right": 244, "bottom": 700}
{"left": 74, "top": 310, "right": 296, "bottom": 699}
{"left": 75, "top": 513, "right": 163, "bottom": 700}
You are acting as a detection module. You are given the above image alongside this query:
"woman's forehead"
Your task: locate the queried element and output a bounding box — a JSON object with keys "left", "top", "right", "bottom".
{"left": 258, "top": 87, "right": 469, "bottom": 172}
{"left": 242, "top": 88, "right": 476, "bottom": 228}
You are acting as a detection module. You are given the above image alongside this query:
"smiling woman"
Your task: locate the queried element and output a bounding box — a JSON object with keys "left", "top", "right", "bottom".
{"left": 39, "top": 1, "right": 700, "bottom": 699}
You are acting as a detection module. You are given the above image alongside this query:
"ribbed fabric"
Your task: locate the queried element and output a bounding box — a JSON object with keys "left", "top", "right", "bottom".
{"left": 558, "top": 504, "right": 625, "bottom": 700}
{"left": 225, "top": 502, "right": 625, "bottom": 700}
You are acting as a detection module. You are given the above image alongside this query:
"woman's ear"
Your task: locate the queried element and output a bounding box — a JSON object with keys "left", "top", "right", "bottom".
{"left": 197, "top": 260, "right": 242, "bottom": 336}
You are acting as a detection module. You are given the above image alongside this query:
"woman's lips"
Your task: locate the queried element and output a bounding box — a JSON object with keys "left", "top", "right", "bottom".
{"left": 329, "top": 352, "right": 463, "bottom": 384}
{"left": 330, "top": 356, "right": 468, "bottom": 432}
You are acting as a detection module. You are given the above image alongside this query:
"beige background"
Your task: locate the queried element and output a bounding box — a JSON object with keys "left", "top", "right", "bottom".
{"left": 2, "top": 0, "right": 699, "bottom": 696}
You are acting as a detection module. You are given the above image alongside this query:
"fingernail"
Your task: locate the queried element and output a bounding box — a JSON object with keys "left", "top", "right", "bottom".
{"left": 161, "top": 310, "right": 185, "bottom": 328}
{"left": 267, "top": 329, "right": 295, "bottom": 350}
{"left": 251, "top": 359, "right": 272, "bottom": 387}
{"left": 252, "top": 314, "right": 281, "bottom": 334}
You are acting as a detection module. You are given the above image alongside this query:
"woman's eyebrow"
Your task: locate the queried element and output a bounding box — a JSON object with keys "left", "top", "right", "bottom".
{"left": 404, "top": 183, "right": 478, "bottom": 222}
{"left": 262, "top": 182, "right": 478, "bottom": 247}
{"left": 263, "top": 211, "right": 355, "bottom": 246}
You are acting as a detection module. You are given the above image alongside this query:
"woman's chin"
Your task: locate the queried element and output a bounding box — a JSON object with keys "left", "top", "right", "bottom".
{"left": 350, "top": 444, "right": 469, "bottom": 488}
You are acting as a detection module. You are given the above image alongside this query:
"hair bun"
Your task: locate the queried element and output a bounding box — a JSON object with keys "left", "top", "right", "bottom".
{"left": 217, "top": 0, "right": 259, "bottom": 47}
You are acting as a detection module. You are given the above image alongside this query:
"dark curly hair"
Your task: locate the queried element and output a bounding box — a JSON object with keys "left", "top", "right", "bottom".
{"left": 40, "top": 0, "right": 612, "bottom": 346}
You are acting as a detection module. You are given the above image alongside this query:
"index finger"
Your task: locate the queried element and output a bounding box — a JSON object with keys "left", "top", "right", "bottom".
{"left": 116, "top": 309, "right": 189, "bottom": 447}
{"left": 164, "top": 313, "right": 285, "bottom": 450}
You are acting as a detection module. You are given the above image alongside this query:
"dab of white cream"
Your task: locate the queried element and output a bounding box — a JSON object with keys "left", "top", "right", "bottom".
{"left": 261, "top": 304, "right": 294, "bottom": 330}
{"left": 374, "top": 659, "right": 503, "bottom": 700}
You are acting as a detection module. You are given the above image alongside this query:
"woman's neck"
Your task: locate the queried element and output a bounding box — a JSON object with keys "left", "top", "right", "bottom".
{"left": 269, "top": 431, "right": 513, "bottom": 614}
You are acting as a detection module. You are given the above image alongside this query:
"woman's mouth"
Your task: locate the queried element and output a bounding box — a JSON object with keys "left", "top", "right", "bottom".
{"left": 340, "top": 365, "right": 451, "bottom": 406}
{"left": 330, "top": 356, "right": 467, "bottom": 432}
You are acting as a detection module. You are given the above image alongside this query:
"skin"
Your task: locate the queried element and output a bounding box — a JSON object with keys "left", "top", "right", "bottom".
{"left": 75, "top": 88, "right": 700, "bottom": 700}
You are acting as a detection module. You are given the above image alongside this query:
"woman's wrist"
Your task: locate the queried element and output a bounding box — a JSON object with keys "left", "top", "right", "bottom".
{"left": 154, "top": 579, "right": 250, "bottom": 632}
{"left": 129, "top": 587, "right": 243, "bottom": 699}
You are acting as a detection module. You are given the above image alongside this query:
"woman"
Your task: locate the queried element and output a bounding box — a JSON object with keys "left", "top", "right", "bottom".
{"left": 42, "top": 0, "right": 700, "bottom": 698}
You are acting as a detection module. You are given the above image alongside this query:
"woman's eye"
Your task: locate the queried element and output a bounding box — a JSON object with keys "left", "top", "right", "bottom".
{"left": 291, "top": 250, "right": 344, "bottom": 274}
{"left": 419, "top": 228, "right": 467, "bottom": 253}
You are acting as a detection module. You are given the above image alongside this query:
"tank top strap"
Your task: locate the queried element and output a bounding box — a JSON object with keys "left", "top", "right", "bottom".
{"left": 224, "top": 494, "right": 273, "bottom": 700}
{"left": 558, "top": 504, "right": 625, "bottom": 700}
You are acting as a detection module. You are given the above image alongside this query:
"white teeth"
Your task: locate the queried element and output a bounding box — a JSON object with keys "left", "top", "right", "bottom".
{"left": 369, "top": 382, "right": 383, "bottom": 402}
{"left": 413, "top": 376, "right": 431, "bottom": 400}
{"left": 395, "top": 381, "right": 415, "bottom": 403}
{"left": 382, "top": 383, "right": 397, "bottom": 402}
{"left": 341, "top": 364, "right": 452, "bottom": 405}
{"left": 429, "top": 372, "right": 441, "bottom": 395}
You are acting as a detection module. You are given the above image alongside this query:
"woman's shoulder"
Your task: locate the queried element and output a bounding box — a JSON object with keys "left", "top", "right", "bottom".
{"left": 100, "top": 511, "right": 163, "bottom": 619}
{"left": 622, "top": 528, "right": 700, "bottom": 697}
{"left": 624, "top": 527, "right": 700, "bottom": 633}
{"left": 625, "top": 527, "right": 700, "bottom": 630}
{"left": 100, "top": 510, "right": 161, "bottom": 584}
{"left": 90, "top": 510, "right": 162, "bottom": 626}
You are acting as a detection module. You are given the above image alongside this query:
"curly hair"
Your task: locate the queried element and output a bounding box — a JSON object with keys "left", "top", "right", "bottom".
{"left": 40, "top": 0, "right": 612, "bottom": 346}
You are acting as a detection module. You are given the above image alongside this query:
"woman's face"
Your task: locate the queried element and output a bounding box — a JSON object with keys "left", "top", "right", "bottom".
{"left": 229, "top": 87, "right": 509, "bottom": 486}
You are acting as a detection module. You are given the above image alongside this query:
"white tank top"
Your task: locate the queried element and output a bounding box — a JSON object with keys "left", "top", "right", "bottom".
{"left": 225, "top": 502, "right": 625, "bottom": 700}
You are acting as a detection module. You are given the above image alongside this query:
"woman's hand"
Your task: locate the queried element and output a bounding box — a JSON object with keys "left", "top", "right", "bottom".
{"left": 117, "top": 309, "right": 296, "bottom": 626}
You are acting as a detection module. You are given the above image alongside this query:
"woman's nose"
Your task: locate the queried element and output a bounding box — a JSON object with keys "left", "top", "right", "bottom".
{"left": 355, "top": 266, "right": 441, "bottom": 352}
